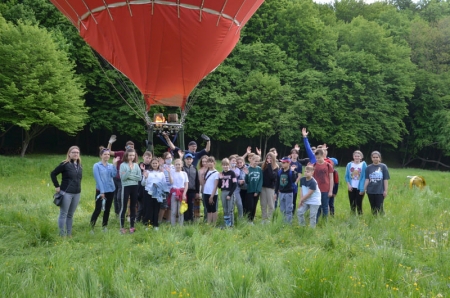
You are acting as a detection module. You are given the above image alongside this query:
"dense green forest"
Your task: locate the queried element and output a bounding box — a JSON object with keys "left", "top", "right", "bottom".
{"left": 0, "top": 0, "right": 449, "bottom": 168}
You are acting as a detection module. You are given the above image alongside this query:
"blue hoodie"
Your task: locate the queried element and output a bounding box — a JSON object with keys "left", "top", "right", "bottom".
{"left": 344, "top": 161, "right": 367, "bottom": 192}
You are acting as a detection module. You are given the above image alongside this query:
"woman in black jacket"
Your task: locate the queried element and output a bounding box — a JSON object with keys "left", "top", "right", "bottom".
{"left": 50, "top": 146, "right": 83, "bottom": 236}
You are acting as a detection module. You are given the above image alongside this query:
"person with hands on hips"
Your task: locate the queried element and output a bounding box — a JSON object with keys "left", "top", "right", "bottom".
{"left": 50, "top": 146, "right": 83, "bottom": 237}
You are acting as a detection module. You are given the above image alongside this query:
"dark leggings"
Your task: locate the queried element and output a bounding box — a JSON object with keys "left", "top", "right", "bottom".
{"left": 244, "top": 192, "right": 260, "bottom": 221}
{"left": 90, "top": 191, "right": 114, "bottom": 227}
{"left": 120, "top": 185, "right": 139, "bottom": 228}
{"left": 368, "top": 194, "right": 384, "bottom": 215}
{"left": 348, "top": 188, "right": 364, "bottom": 215}
{"left": 142, "top": 192, "right": 161, "bottom": 227}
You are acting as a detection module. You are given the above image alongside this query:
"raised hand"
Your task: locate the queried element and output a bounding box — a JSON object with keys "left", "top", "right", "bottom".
{"left": 108, "top": 135, "right": 117, "bottom": 144}
{"left": 302, "top": 128, "right": 309, "bottom": 138}
{"left": 294, "top": 144, "right": 300, "bottom": 151}
{"left": 246, "top": 146, "right": 251, "bottom": 154}
{"left": 255, "top": 147, "right": 261, "bottom": 156}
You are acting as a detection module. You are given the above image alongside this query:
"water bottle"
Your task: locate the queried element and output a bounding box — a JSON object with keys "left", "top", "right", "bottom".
{"left": 102, "top": 199, "right": 106, "bottom": 211}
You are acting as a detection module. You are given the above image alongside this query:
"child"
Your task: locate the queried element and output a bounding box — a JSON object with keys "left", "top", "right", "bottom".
{"left": 260, "top": 152, "right": 278, "bottom": 223}
{"left": 345, "top": 150, "right": 367, "bottom": 215}
{"left": 313, "top": 149, "right": 334, "bottom": 221}
{"left": 364, "top": 151, "right": 390, "bottom": 215}
{"left": 170, "top": 159, "right": 189, "bottom": 226}
{"left": 203, "top": 157, "right": 220, "bottom": 224}
{"left": 297, "top": 166, "right": 321, "bottom": 227}
{"left": 141, "top": 158, "right": 169, "bottom": 230}
{"left": 119, "top": 149, "right": 142, "bottom": 234}
{"left": 328, "top": 157, "right": 339, "bottom": 216}
{"left": 243, "top": 153, "right": 263, "bottom": 223}
{"left": 230, "top": 156, "right": 244, "bottom": 219}
{"left": 274, "top": 157, "right": 296, "bottom": 223}
{"left": 90, "top": 148, "right": 119, "bottom": 232}
{"left": 182, "top": 153, "right": 200, "bottom": 223}
{"left": 136, "top": 151, "right": 153, "bottom": 223}
{"left": 159, "top": 151, "right": 175, "bottom": 224}
{"left": 218, "top": 158, "right": 237, "bottom": 227}
{"left": 236, "top": 156, "right": 247, "bottom": 217}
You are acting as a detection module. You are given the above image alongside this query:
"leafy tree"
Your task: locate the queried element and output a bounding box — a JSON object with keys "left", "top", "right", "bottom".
{"left": 0, "top": 17, "right": 88, "bottom": 156}
{"left": 320, "top": 17, "right": 415, "bottom": 148}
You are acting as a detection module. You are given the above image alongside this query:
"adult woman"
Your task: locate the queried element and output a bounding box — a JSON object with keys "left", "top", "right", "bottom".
{"left": 345, "top": 150, "right": 367, "bottom": 215}
{"left": 260, "top": 152, "right": 278, "bottom": 223}
{"left": 364, "top": 151, "right": 390, "bottom": 215}
{"left": 119, "top": 148, "right": 142, "bottom": 234}
{"left": 90, "top": 148, "right": 120, "bottom": 232}
{"left": 50, "top": 146, "right": 83, "bottom": 237}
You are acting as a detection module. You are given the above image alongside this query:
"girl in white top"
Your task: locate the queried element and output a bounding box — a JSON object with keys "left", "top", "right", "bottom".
{"left": 202, "top": 156, "right": 220, "bottom": 224}
{"left": 141, "top": 158, "right": 170, "bottom": 229}
{"left": 344, "top": 150, "right": 367, "bottom": 215}
{"left": 170, "top": 159, "right": 189, "bottom": 226}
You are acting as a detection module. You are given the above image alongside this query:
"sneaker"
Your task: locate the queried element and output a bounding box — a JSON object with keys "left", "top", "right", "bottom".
{"left": 102, "top": 227, "right": 108, "bottom": 233}
{"left": 129, "top": 227, "right": 136, "bottom": 234}
{"left": 154, "top": 227, "right": 159, "bottom": 231}
{"left": 90, "top": 230, "right": 95, "bottom": 235}
{"left": 120, "top": 228, "right": 127, "bottom": 234}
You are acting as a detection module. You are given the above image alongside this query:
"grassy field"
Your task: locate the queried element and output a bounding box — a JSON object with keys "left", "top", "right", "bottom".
{"left": 0, "top": 154, "right": 449, "bottom": 298}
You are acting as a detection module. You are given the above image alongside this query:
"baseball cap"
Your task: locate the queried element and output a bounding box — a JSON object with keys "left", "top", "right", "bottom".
{"left": 330, "top": 157, "right": 338, "bottom": 166}
{"left": 188, "top": 141, "right": 197, "bottom": 146}
{"left": 280, "top": 157, "right": 291, "bottom": 163}
{"left": 185, "top": 153, "right": 194, "bottom": 159}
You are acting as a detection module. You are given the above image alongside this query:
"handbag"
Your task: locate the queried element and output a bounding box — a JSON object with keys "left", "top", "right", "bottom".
{"left": 53, "top": 180, "right": 73, "bottom": 207}
{"left": 53, "top": 193, "right": 64, "bottom": 206}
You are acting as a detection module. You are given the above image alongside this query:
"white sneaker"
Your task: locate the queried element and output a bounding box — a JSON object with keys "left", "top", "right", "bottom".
{"left": 154, "top": 227, "right": 159, "bottom": 231}
{"left": 102, "top": 227, "right": 108, "bottom": 232}
{"left": 90, "top": 230, "right": 94, "bottom": 235}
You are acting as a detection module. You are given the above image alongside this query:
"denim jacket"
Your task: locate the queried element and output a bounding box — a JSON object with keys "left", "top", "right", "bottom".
{"left": 93, "top": 162, "right": 117, "bottom": 194}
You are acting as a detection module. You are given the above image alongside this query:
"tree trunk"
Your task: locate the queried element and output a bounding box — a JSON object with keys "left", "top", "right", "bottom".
{"left": 21, "top": 130, "right": 31, "bottom": 158}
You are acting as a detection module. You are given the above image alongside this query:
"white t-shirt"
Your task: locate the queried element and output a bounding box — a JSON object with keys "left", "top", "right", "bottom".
{"left": 203, "top": 170, "right": 219, "bottom": 195}
{"left": 300, "top": 177, "right": 321, "bottom": 205}
{"left": 349, "top": 162, "right": 363, "bottom": 188}
{"left": 172, "top": 171, "right": 189, "bottom": 189}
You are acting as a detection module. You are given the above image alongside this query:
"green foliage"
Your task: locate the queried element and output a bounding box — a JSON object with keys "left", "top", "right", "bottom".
{"left": 0, "top": 17, "right": 88, "bottom": 156}
{"left": 1, "top": 155, "right": 450, "bottom": 297}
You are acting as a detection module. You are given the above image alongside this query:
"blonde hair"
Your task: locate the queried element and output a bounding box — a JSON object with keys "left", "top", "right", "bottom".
{"left": 174, "top": 158, "right": 183, "bottom": 166}
{"left": 222, "top": 158, "right": 230, "bottom": 165}
{"left": 143, "top": 151, "right": 153, "bottom": 158}
{"left": 63, "top": 146, "right": 82, "bottom": 167}
{"left": 305, "top": 165, "right": 314, "bottom": 172}
{"left": 353, "top": 150, "right": 364, "bottom": 159}
{"left": 206, "top": 156, "right": 216, "bottom": 163}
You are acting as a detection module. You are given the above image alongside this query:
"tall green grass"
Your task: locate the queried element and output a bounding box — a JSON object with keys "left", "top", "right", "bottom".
{"left": 0, "top": 155, "right": 449, "bottom": 297}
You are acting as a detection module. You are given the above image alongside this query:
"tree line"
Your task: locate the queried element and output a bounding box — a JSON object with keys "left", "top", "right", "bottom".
{"left": 0, "top": 0, "right": 449, "bottom": 168}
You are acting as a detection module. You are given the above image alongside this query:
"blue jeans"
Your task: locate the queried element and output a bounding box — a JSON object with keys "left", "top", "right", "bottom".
{"left": 279, "top": 192, "right": 293, "bottom": 223}
{"left": 316, "top": 192, "right": 329, "bottom": 222}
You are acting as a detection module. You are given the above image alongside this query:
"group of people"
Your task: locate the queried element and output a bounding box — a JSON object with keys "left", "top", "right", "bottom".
{"left": 50, "top": 129, "right": 390, "bottom": 237}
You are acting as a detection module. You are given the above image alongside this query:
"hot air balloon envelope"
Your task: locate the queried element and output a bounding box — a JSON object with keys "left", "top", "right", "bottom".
{"left": 50, "top": 0, "right": 264, "bottom": 110}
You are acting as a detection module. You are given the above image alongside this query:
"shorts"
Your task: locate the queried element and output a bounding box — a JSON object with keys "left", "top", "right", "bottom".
{"left": 203, "top": 194, "right": 218, "bottom": 213}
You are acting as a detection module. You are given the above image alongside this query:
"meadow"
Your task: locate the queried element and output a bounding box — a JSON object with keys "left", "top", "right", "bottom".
{"left": 0, "top": 154, "right": 449, "bottom": 298}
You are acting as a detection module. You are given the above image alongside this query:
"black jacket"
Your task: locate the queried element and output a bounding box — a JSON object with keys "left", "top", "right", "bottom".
{"left": 262, "top": 165, "right": 278, "bottom": 189}
{"left": 50, "top": 160, "right": 83, "bottom": 193}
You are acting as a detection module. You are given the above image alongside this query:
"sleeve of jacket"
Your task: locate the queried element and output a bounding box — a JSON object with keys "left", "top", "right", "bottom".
{"left": 359, "top": 162, "right": 367, "bottom": 191}
{"left": 303, "top": 137, "right": 316, "bottom": 164}
{"left": 195, "top": 170, "right": 200, "bottom": 193}
{"left": 50, "top": 162, "right": 65, "bottom": 187}
{"left": 93, "top": 163, "right": 105, "bottom": 194}
{"left": 345, "top": 162, "right": 352, "bottom": 184}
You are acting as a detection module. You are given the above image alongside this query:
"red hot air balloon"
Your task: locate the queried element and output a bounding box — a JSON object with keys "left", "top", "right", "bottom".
{"left": 50, "top": 0, "right": 264, "bottom": 112}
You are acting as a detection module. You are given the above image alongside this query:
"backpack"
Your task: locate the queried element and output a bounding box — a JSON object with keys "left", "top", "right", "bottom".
{"left": 277, "top": 169, "right": 298, "bottom": 193}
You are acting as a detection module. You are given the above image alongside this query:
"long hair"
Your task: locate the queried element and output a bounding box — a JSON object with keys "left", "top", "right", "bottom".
{"left": 63, "top": 146, "right": 82, "bottom": 167}
{"left": 122, "top": 148, "right": 137, "bottom": 163}
{"left": 262, "top": 152, "right": 278, "bottom": 170}
{"left": 198, "top": 155, "right": 208, "bottom": 170}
